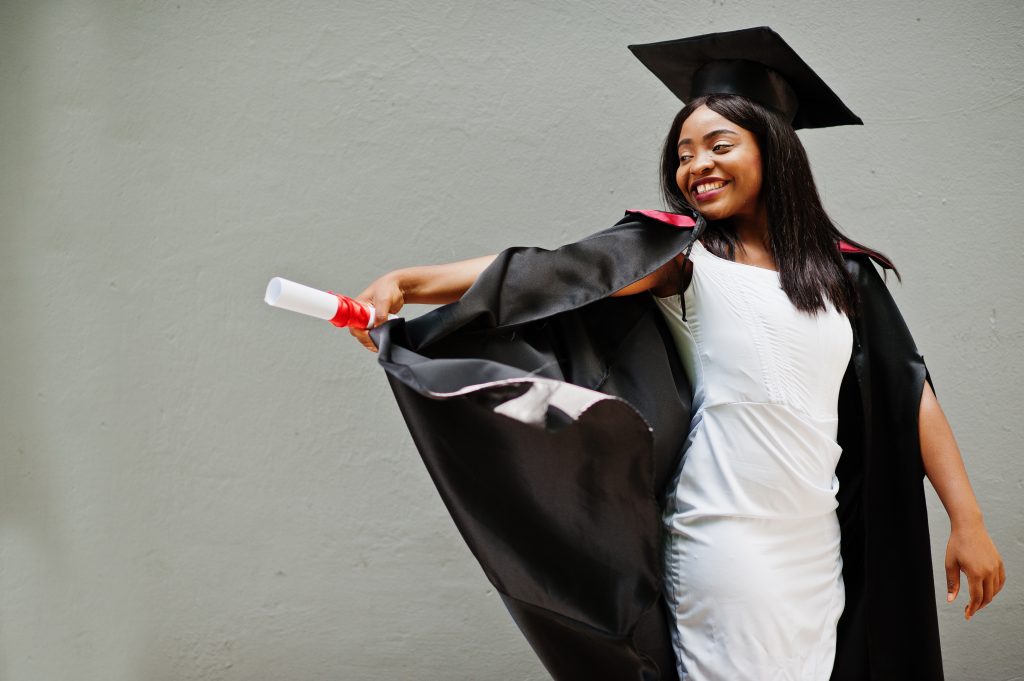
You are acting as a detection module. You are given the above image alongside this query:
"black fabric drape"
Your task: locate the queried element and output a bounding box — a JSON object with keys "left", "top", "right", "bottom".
{"left": 370, "top": 210, "right": 943, "bottom": 680}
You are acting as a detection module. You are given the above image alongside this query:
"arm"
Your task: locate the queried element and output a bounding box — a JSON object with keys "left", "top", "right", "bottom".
{"left": 919, "top": 381, "right": 1006, "bottom": 619}
{"left": 350, "top": 254, "right": 498, "bottom": 352}
{"left": 357, "top": 245, "right": 685, "bottom": 351}
{"left": 394, "top": 254, "right": 500, "bottom": 305}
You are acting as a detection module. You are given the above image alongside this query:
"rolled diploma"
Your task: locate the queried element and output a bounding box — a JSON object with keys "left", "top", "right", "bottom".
{"left": 265, "top": 277, "right": 387, "bottom": 328}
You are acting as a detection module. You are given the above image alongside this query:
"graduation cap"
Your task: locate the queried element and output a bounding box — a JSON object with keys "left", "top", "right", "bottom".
{"left": 628, "top": 26, "right": 862, "bottom": 129}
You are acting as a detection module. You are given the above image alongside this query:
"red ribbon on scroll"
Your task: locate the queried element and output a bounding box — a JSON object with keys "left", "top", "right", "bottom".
{"left": 326, "top": 292, "right": 373, "bottom": 329}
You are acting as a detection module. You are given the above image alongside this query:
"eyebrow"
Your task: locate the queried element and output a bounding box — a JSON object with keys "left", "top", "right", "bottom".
{"left": 677, "top": 129, "right": 738, "bottom": 148}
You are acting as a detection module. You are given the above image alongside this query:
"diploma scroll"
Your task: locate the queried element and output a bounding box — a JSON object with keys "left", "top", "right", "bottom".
{"left": 264, "top": 277, "right": 397, "bottom": 330}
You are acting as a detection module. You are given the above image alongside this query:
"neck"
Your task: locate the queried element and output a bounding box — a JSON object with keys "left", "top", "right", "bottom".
{"left": 730, "top": 202, "right": 771, "bottom": 254}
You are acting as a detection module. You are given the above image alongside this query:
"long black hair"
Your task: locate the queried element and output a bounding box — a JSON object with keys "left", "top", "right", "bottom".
{"left": 660, "top": 94, "right": 899, "bottom": 317}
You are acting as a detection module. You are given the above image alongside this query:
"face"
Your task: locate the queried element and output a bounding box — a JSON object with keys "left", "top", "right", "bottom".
{"left": 675, "top": 105, "right": 764, "bottom": 225}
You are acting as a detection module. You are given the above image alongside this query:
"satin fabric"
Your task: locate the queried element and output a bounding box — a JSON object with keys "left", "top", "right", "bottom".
{"left": 369, "top": 209, "right": 943, "bottom": 680}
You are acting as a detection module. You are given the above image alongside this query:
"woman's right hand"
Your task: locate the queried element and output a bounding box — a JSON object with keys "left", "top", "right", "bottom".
{"left": 349, "top": 272, "right": 404, "bottom": 353}
{"left": 348, "top": 253, "right": 500, "bottom": 352}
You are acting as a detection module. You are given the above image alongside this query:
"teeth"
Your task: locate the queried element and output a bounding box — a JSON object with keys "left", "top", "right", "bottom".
{"left": 695, "top": 181, "right": 725, "bottom": 195}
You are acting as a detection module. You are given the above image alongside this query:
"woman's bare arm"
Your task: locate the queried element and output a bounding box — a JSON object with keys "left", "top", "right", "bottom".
{"left": 349, "top": 254, "right": 498, "bottom": 352}
{"left": 919, "top": 382, "right": 1006, "bottom": 619}
{"left": 395, "top": 254, "right": 500, "bottom": 305}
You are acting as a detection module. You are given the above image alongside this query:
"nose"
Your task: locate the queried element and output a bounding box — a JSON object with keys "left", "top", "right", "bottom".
{"left": 691, "top": 150, "right": 715, "bottom": 175}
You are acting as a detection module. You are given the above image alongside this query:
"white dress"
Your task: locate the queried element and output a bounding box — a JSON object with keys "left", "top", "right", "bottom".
{"left": 652, "top": 239, "right": 854, "bottom": 681}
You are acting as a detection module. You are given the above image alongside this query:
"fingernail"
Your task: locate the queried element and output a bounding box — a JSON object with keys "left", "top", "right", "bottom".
{"left": 947, "top": 593, "right": 954, "bottom": 602}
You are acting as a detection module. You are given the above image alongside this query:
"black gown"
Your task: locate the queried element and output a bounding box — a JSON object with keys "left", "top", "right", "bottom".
{"left": 368, "top": 208, "right": 944, "bottom": 681}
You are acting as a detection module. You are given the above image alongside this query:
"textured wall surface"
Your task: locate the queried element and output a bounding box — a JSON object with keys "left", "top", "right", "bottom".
{"left": 1, "top": 2, "right": 1021, "bottom": 679}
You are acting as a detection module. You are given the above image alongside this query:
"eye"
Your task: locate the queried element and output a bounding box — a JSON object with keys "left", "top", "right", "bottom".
{"left": 712, "top": 142, "right": 733, "bottom": 153}
{"left": 678, "top": 154, "right": 693, "bottom": 164}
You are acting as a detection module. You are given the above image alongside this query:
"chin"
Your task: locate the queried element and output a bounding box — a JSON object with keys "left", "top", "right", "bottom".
{"left": 695, "top": 205, "right": 733, "bottom": 221}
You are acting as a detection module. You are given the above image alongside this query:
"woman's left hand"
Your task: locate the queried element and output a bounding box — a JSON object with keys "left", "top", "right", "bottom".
{"left": 944, "top": 521, "right": 1006, "bottom": 620}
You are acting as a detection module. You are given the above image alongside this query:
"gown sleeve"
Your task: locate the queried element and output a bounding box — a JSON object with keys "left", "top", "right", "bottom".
{"left": 832, "top": 253, "right": 945, "bottom": 681}
{"left": 369, "top": 210, "right": 703, "bottom": 681}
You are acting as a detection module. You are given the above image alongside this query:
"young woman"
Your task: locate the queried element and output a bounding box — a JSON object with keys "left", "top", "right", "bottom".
{"left": 349, "top": 29, "right": 1005, "bottom": 681}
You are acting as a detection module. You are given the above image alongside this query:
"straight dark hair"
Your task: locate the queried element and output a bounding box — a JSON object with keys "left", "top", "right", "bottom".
{"left": 660, "top": 94, "right": 899, "bottom": 317}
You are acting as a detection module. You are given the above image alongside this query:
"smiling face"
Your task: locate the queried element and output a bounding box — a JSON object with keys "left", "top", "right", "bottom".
{"left": 676, "top": 105, "right": 765, "bottom": 226}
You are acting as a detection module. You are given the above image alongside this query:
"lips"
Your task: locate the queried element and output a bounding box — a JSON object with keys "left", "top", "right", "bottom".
{"left": 691, "top": 178, "right": 729, "bottom": 201}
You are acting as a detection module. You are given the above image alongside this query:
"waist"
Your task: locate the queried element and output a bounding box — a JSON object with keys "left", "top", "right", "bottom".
{"left": 667, "top": 402, "right": 844, "bottom": 520}
{"left": 692, "top": 399, "right": 839, "bottom": 442}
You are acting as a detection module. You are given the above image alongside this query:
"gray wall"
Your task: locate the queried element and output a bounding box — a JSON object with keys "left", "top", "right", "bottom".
{"left": 1, "top": 2, "right": 1021, "bottom": 679}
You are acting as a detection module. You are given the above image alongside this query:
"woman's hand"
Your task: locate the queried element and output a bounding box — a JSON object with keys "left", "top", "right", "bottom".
{"left": 348, "top": 254, "right": 500, "bottom": 353}
{"left": 349, "top": 272, "right": 405, "bottom": 353}
{"left": 918, "top": 380, "right": 1006, "bottom": 619}
{"left": 944, "top": 520, "right": 1006, "bottom": 620}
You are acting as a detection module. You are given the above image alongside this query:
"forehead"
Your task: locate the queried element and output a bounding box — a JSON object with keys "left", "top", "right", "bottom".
{"left": 678, "top": 104, "right": 750, "bottom": 142}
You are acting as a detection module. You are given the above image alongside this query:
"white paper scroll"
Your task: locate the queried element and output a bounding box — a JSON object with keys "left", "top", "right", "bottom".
{"left": 264, "top": 277, "right": 343, "bottom": 321}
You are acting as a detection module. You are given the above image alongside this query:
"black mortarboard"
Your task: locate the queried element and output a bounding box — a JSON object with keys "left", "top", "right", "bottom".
{"left": 628, "top": 26, "right": 862, "bottom": 129}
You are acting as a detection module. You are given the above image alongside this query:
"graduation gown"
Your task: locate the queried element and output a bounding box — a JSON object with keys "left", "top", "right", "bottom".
{"left": 369, "top": 208, "right": 944, "bottom": 681}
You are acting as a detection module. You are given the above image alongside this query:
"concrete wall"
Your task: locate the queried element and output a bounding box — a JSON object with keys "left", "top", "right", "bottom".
{"left": 1, "top": 1, "right": 1020, "bottom": 679}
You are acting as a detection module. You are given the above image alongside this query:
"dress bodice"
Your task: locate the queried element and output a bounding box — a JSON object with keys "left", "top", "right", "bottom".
{"left": 652, "top": 239, "right": 854, "bottom": 519}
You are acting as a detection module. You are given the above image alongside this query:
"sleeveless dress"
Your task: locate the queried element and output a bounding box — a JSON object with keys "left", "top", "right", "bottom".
{"left": 652, "top": 239, "right": 854, "bottom": 681}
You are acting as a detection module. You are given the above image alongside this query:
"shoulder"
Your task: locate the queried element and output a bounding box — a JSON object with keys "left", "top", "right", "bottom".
{"left": 837, "top": 240, "right": 893, "bottom": 273}
{"left": 599, "top": 209, "right": 699, "bottom": 298}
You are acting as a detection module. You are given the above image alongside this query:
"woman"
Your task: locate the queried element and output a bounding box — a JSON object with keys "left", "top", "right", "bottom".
{"left": 349, "top": 28, "right": 1005, "bottom": 681}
